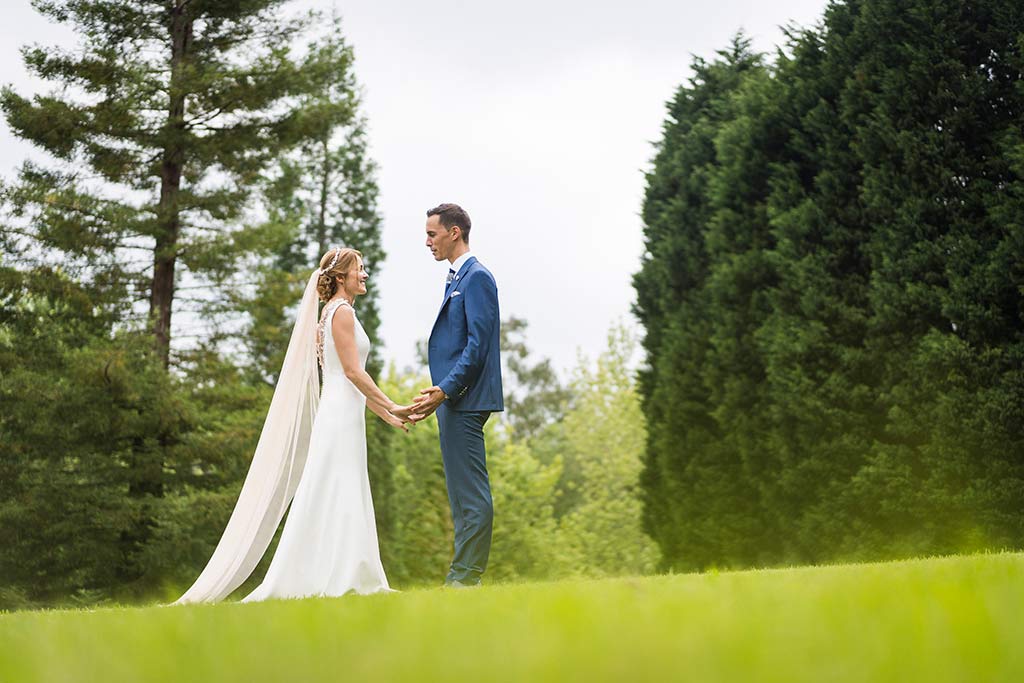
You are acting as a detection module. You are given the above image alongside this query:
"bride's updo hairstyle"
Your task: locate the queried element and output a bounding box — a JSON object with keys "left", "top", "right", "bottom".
{"left": 317, "top": 247, "right": 363, "bottom": 303}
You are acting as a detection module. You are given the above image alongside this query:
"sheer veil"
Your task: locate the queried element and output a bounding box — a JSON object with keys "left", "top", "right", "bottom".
{"left": 174, "top": 271, "right": 321, "bottom": 604}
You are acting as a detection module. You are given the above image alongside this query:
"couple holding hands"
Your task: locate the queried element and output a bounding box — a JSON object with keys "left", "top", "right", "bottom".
{"left": 175, "top": 203, "right": 502, "bottom": 604}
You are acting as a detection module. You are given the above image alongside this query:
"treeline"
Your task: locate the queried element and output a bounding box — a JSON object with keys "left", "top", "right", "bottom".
{"left": 0, "top": 284, "right": 655, "bottom": 607}
{"left": 637, "top": 0, "right": 1024, "bottom": 571}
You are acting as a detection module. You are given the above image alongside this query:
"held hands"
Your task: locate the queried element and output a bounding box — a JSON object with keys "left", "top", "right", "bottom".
{"left": 390, "top": 403, "right": 417, "bottom": 421}
{"left": 386, "top": 386, "right": 446, "bottom": 428}
{"left": 384, "top": 409, "right": 410, "bottom": 432}
{"left": 409, "top": 386, "right": 447, "bottom": 421}
{"left": 386, "top": 403, "right": 416, "bottom": 432}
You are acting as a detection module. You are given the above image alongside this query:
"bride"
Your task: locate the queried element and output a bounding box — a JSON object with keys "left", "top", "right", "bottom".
{"left": 175, "top": 247, "right": 412, "bottom": 604}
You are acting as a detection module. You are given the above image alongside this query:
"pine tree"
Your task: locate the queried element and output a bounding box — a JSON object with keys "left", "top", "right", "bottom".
{"left": 239, "top": 14, "right": 384, "bottom": 382}
{"left": 1, "top": 0, "right": 357, "bottom": 367}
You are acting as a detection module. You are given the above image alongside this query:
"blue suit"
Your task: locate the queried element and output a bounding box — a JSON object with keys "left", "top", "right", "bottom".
{"left": 428, "top": 255, "right": 503, "bottom": 585}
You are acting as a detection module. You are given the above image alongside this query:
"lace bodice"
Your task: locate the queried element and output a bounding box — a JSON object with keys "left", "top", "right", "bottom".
{"left": 316, "top": 299, "right": 370, "bottom": 378}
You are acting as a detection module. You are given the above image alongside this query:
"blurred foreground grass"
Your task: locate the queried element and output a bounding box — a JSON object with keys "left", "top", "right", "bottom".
{"left": 1, "top": 552, "right": 1021, "bottom": 682}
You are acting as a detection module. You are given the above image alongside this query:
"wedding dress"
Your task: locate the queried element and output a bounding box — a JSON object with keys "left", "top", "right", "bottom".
{"left": 242, "top": 297, "right": 391, "bottom": 601}
{"left": 174, "top": 273, "right": 391, "bottom": 604}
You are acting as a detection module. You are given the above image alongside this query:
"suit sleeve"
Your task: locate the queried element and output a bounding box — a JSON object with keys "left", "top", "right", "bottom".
{"left": 438, "top": 271, "right": 498, "bottom": 404}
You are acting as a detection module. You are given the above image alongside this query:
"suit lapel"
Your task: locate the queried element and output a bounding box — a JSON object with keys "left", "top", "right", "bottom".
{"left": 454, "top": 256, "right": 477, "bottom": 280}
{"left": 433, "top": 256, "right": 477, "bottom": 327}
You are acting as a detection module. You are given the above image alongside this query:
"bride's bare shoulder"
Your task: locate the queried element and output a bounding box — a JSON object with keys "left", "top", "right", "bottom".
{"left": 329, "top": 301, "right": 355, "bottom": 331}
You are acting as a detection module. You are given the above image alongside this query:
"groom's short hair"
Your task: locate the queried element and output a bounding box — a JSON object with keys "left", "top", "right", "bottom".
{"left": 427, "top": 203, "right": 471, "bottom": 243}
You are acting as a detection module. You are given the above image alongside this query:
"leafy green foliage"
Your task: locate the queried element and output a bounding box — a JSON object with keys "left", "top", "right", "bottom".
{"left": 556, "top": 327, "right": 660, "bottom": 577}
{"left": 500, "top": 317, "right": 571, "bottom": 442}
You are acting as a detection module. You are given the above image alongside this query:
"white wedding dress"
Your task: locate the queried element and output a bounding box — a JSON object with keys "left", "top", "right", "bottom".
{"left": 242, "top": 299, "right": 391, "bottom": 601}
{"left": 174, "top": 274, "right": 391, "bottom": 605}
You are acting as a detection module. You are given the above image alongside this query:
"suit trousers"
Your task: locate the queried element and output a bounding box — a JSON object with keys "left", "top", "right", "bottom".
{"left": 436, "top": 404, "right": 493, "bottom": 585}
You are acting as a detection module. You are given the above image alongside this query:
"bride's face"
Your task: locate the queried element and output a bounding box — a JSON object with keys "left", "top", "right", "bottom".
{"left": 338, "top": 258, "right": 368, "bottom": 297}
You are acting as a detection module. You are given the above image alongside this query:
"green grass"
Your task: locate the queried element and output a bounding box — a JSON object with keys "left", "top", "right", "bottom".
{"left": 1, "top": 552, "right": 1021, "bottom": 682}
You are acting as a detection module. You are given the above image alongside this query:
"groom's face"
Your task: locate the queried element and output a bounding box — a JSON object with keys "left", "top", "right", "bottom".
{"left": 425, "top": 215, "right": 456, "bottom": 262}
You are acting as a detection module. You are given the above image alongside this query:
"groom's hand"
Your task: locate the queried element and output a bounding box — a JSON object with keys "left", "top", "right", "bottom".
{"left": 410, "top": 385, "right": 446, "bottom": 420}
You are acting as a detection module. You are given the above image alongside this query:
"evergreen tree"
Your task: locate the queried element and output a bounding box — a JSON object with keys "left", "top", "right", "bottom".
{"left": 1, "top": 0, "right": 357, "bottom": 367}
{"left": 638, "top": 0, "right": 1024, "bottom": 570}
{"left": 812, "top": 0, "right": 1024, "bottom": 556}
{"left": 634, "top": 37, "right": 768, "bottom": 568}
{"left": 0, "top": 266, "right": 187, "bottom": 606}
{"left": 242, "top": 14, "right": 383, "bottom": 381}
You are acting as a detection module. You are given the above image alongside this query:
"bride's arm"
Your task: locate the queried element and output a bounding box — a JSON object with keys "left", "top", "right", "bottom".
{"left": 331, "top": 304, "right": 405, "bottom": 413}
{"left": 366, "top": 397, "right": 409, "bottom": 432}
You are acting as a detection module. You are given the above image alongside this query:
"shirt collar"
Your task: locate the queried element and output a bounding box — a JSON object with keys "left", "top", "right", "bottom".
{"left": 449, "top": 250, "right": 473, "bottom": 278}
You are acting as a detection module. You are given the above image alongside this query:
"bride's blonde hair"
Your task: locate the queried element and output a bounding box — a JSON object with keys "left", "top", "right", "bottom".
{"left": 317, "top": 247, "right": 363, "bottom": 302}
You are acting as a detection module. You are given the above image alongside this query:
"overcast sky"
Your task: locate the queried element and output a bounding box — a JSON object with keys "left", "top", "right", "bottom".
{"left": 0, "top": 0, "right": 830, "bottom": 377}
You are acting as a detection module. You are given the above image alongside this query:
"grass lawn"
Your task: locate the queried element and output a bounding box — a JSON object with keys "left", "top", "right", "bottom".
{"left": 1, "top": 552, "right": 1020, "bottom": 682}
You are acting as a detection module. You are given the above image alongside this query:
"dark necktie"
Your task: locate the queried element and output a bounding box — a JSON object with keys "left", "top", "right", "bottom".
{"left": 443, "top": 268, "right": 455, "bottom": 298}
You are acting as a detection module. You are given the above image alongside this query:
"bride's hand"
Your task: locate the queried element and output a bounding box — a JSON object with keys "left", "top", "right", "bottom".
{"left": 390, "top": 404, "right": 415, "bottom": 420}
{"left": 384, "top": 411, "right": 410, "bottom": 433}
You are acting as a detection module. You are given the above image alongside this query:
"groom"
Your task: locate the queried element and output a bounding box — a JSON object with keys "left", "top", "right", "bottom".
{"left": 408, "top": 203, "right": 503, "bottom": 588}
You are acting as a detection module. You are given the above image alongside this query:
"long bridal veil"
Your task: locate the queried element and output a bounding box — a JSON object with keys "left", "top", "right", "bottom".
{"left": 174, "top": 272, "right": 321, "bottom": 604}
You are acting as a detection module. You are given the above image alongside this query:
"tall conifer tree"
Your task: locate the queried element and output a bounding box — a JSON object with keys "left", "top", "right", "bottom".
{"left": 2, "top": 0, "right": 357, "bottom": 367}
{"left": 638, "top": 0, "right": 1024, "bottom": 570}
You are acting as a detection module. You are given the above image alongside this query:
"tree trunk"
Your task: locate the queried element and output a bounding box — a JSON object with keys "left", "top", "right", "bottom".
{"left": 120, "top": 0, "right": 193, "bottom": 584}
{"left": 150, "top": 0, "right": 193, "bottom": 369}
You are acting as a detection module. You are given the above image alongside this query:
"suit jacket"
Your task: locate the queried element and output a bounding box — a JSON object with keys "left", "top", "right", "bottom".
{"left": 428, "top": 256, "right": 504, "bottom": 412}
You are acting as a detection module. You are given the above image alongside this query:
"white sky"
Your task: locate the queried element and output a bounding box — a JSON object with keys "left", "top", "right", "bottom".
{"left": 0, "top": 0, "right": 829, "bottom": 377}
